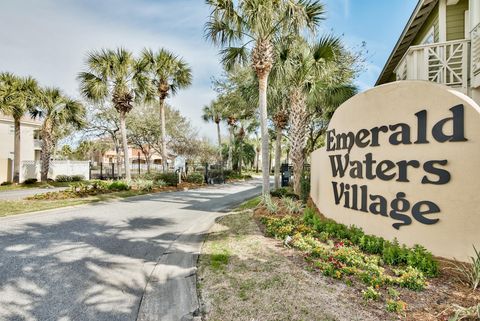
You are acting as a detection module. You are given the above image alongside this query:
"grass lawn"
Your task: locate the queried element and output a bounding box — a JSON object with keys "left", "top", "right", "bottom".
{"left": 197, "top": 199, "right": 382, "bottom": 321}
{"left": 0, "top": 190, "right": 149, "bottom": 217}
{"left": 0, "top": 181, "right": 73, "bottom": 191}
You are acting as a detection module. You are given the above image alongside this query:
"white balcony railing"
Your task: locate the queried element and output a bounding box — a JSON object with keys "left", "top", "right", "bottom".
{"left": 395, "top": 39, "right": 471, "bottom": 93}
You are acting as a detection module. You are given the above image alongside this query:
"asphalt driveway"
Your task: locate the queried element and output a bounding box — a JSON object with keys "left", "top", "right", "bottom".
{"left": 0, "top": 179, "right": 262, "bottom": 321}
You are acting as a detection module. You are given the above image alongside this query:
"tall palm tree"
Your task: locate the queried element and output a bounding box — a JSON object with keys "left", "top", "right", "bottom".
{"left": 205, "top": 0, "right": 325, "bottom": 194}
{"left": 0, "top": 73, "right": 39, "bottom": 183}
{"left": 202, "top": 100, "right": 225, "bottom": 158}
{"left": 277, "top": 35, "right": 352, "bottom": 194}
{"left": 141, "top": 48, "right": 192, "bottom": 172}
{"left": 30, "top": 88, "right": 85, "bottom": 182}
{"left": 78, "top": 48, "right": 151, "bottom": 180}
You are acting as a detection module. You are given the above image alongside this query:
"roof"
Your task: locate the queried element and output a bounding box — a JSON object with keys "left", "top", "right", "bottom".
{"left": 375, "top": 0, "right": 438, "bottom": 85}
{"left": 0, "top": 112, "right": 43, "bottom": 127}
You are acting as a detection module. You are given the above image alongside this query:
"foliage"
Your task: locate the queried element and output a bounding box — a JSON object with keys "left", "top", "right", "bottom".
{"left": 270, "top": 188, "right": 289, "bottom": 198}
{"left": 56, "top": 175, "right": 85, "bottom": 182}
{"left": 132, "top": 179, "right": 154, "bottom": 192}
{"left": 261, "top": 194, "right": 279, "bottom": 214}
{"left": 107, "top": 180, "right": 131, "bottom": 191}
{"left": 1, "top": 181, "right": 12, "bottom": 186}
{"left": 154, "top": 172, "right": 178, "bottom": 186}
{"left": 386, "top": 299, "right": 407, "bottom": 314}
{"left": 302, "top": 208, "right": 439, "bottom": 277}
{"left": 300, "top": 170, "right": 310, "bottom": 203}
{"left": 282, "top": 197, "right": 304, "bottom": 214}
{"left": 23, "top": 178, "right": 38, "bottom": 185}
{"left": 362, "top": 286, "right": 381, "bottom": 301}
{"left": 185, "top": 172, "right": 204, "bottom": 184}
{"left": 450, "top": 245, "right": 480, "bottom": 290}
{"left": 448, "top": 304, "right": 480, "bottom": 321}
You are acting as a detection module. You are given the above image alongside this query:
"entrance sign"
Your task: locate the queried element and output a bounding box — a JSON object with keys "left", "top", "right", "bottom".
{"left": 310, "top": 81, "right": 480, "bottom": 261}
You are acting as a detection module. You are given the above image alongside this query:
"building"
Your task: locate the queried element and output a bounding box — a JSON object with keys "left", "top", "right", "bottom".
{"left": 376, "top": 0, "right": 480, "bottom": 105}
{"left": 0, "top": 113, "right": 42, "bottom": 182}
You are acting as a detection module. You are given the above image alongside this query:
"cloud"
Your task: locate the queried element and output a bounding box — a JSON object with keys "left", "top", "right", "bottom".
{"left": 0, "top": 0, "right": 223, "bottom": 141}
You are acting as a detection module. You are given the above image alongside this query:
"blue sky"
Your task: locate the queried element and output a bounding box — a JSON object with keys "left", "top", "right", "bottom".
{"left": 0, "top": 0, "right": 417, "bottom": 140}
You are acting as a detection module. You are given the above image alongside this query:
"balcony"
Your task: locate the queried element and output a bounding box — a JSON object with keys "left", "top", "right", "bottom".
{"left": 395, "top": 39, "right": 471, "bottom": 94}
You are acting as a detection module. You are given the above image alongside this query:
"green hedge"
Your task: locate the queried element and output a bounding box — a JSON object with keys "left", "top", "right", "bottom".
{"left": 185, "top": 172, "right": 204, "bottom": 184}
{"left": 154, "top": 173, "right": 178, "bottom": 186}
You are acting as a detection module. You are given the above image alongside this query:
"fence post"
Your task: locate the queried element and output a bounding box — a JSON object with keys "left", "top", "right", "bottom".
{"left": 112, "top": 163, "right": 115, "bottom": 180}
{"left": 100, "top": 162, "right": 103, "bottom": 180}
{"left": 89, "top": 162, "right": 92, "bottom": 180}
{"left": 138, "top": 152, "right": 141, "bottom": 176}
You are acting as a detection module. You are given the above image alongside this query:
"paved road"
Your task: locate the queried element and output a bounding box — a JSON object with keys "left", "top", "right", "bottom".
{"left": 0, "top": 187, "right": 67, "bottom": 200}
{"left": 0, "top": 179, "right": 262, "bottom": 321}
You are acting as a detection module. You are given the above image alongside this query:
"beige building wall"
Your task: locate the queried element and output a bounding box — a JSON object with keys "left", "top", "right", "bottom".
{"left": 310, "top": 81, "right": 480, "bottom": 262}
{"left": 0, "top": 117, "right": 41, "bottom": 163}
{"left": 0, "top": 159, "right": 12, "bottom": 183}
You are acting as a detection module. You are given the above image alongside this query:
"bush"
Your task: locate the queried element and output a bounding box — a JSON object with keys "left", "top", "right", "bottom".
{"left": 23, "top": 178, "right": 38, "bottom": 185}
{"left": 362, "top": 286, "right": 381, "bottom": 301}
{"left": 302, "top": 208, "right": 439, "bottom": 276}
{"left": 70, "top": 175, "right": 85, "bottom": 182}
{"left": 300, "top": 170, "right": 310, "bottom": 203}
{"left": 55, "top": 175, "right": 72, "bottom": 182}
{"left": 185, "top": 172, "right": 204, "bottom": 184}
{"left": 261, "top": 194, "right": 279, "bottom": 214}
{"left": 450, "top": 245, "right": 480, "bottom": 290}
{"left": 107, "top": 180, "right": 131, "bottom": 191}
{"left": 154, "top": 173, "right": 178, "bottom": 186}
{"left": 282, "top": 197, "right": 304, "bottom": 214}
{"left": 1, "top": 181, "right": 12, "bottom": 186}
{"left": 386, "top": 299, "right": 407, "bottom": 313}
{"left": 270, "top": 187, "right": 289, "bottom": 198}
{"left": 132, "top": 179, "right": 154, "bottom": 192}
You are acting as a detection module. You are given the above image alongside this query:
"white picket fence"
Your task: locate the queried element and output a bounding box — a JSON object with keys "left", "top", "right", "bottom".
{"left": 20, "top": 160, "right": 90, "bottom": 182}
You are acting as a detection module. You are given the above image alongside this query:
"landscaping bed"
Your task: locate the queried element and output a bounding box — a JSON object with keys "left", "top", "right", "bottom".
{"left": 197, "top": 194, "right": 480, "bottom": 321}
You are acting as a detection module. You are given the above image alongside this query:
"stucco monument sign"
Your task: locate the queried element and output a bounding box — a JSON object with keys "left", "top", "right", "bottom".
{"left": 310, "top": 81, "right": 480, "bottom": 261}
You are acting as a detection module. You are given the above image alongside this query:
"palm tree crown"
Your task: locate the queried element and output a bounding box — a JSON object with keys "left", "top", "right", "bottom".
{"left": 141, "top": 48, "right": 192, "bottom": 99}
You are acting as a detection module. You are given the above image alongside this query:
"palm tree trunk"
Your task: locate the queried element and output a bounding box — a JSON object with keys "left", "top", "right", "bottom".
{"left": 40, "top": 121, "right": 53, "bottom": 182}
{"left": 274, "top": 125, "right": 282, "bottom": 189}
{"left": 258, "top": 74, "right": 270, "bottom": 194}
{"left": 228, "top": 127, "right": 233, "bottom": 170}
{"left": 13, "top": 118, "right": 21, "bottom": 183}
{"left": 119, "top": 112, "right": 131, "bottom": 181}
{"left": 159, "top": 97, "right": 167, "bottom": 172}
{"left": 216, "top": 121, "right": 222, "bottom": 160}
{"left": 289, "top": 88, "right": 308, "bottom": 195}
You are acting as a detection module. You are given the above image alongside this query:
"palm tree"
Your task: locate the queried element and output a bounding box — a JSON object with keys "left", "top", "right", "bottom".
{"left": 30, "top": 88, "right": 85, "bottom": 182}
{"left": 277, "top": 35, "right": 354, "bottom": 194}
{"left": 0, "top": 73, "right": 39, "bottom": 183}
{"left": 202, "top": 100, "right": 225, "bottom": 158}
{"left": 78, "top": 48, "right": 151, "bottom": 181}
{"left": 141, "top": 48, "right": 192, "bottom": 172}
{"left": 205, "top": 0, "right": 325, "bottom": 194}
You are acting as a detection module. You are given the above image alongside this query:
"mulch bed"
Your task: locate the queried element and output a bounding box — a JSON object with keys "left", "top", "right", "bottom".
{"left": 253, "top": 200, "right": 480, "bottom": 321}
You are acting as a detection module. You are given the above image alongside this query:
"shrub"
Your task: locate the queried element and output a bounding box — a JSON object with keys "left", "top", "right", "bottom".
{"left": 154, "top": 179, "right": 167, "bottom": 187}
{"left": 362, "top": 286, "right": 381, "bottom": 301}
{"left": 185, "top": 172, "right": 204, "bottom": 184}
{"left": 107, "top": 180, "right": 131, "bottom": 191}
{"left": 132, "top": 179, "right": 154, "bottom": 192}
{"left": 302, "top": 207, "right": 438, "bottom": 276}
{"left": 0, "top": 181, "right": 12, "bottom": 186}
{"left": 282, "top": 197, "right": 304, "bottom": 215}
{"left": 270, "top": 187, "right": 289, "bottom": 198}
{"left": 23, "top": 178, "right": 38, "bottom": 185}
{"left": 90, "top": 180, "right": 109, "bottom": 191}
{"left": 55, "top": 175, "right": 72, "bottom": 182}
{"left": 386, "top": 299, "right": 407, "bottom": 313}
{"left": 261, "top": 194, "right": 279, "bottom": 214}
{"left": 450, "top": 245, "right": 480, "bottom": 290}
{"left": 393, "top": 266, "right": 426, "bottom": 291}
{"left": 300, "top": 170, "right": 310, "bottom": 203}
{"left": 154, "top": 173, "right": 178, "bottom": 186}
{"left": 70, "top": 175, "right": 85, "bottom": 182}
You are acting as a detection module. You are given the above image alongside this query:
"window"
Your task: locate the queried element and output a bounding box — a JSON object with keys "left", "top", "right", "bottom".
{"left": 422, "top": 27, "right": 435, "bottom": 44}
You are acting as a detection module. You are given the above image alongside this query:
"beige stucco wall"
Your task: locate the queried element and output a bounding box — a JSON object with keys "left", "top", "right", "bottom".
{"left": 0, "top": 119, "right": 39, "bottom": 163}
{"left": 0, "top": 158, "right": 12, "bottom": 183}
{"left": 311, "top": 81, "right": 480, "bottom": 262}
